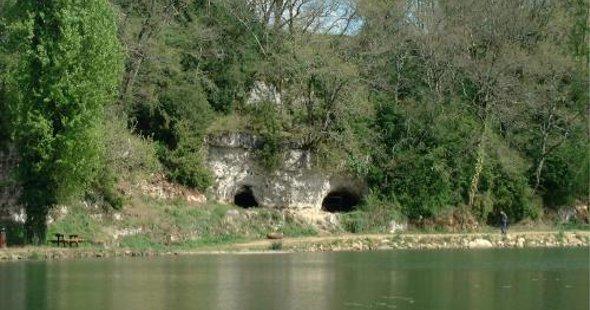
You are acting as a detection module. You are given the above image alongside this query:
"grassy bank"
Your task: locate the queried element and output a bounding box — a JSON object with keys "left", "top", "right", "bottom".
{"left": 46, "top": 196, "right": 319, "bottom": 251}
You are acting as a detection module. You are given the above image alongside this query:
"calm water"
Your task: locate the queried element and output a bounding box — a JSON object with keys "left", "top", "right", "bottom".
{"left": 0, "top": 248, "right": 588, "bottom": 310}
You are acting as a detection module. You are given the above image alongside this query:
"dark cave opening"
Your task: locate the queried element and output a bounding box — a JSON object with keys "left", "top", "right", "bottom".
{"left": 234, "top": 186, "right": 259, "bottom": 208}
{"left": 321, "top": 190, "right": 360, "bottom": 213}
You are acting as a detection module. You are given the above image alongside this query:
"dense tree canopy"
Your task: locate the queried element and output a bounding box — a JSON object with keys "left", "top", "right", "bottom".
{"left": 1, "top": 0, "right": 587, "bottom": 237}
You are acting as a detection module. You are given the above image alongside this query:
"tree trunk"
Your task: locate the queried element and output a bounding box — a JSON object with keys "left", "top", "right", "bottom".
{"left": 468, "top": 120, "right": 488, "bottom": 207}
{"left": 533, "top": 126, "right": 550, "bottom": 194}
{"left": 25, "top": 205, "right": 48, "bottom": 245}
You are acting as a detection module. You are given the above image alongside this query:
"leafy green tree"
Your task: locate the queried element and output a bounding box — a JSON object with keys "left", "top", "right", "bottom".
{"left": 357, "top": 0, "right": 587, "bottom": 223}
{"left": 3, "top": 0, "right": 123, "bottom": 242}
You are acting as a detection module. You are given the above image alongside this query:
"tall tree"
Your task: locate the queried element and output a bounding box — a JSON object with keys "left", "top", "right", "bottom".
{"left": 3, "top": 0, "right": 123, "bottom": 243}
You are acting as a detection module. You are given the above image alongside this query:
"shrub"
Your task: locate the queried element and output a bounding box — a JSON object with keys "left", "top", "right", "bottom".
{"left": 269, "top": 241, "right": 283, "bottom": 251}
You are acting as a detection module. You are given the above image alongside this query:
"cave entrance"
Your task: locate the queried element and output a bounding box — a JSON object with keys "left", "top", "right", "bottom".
{"left": 234, "top": 186, "right": 258, "bottom": 208}
{"left": 321, "top": 189, "right": 360, "bottom": 213}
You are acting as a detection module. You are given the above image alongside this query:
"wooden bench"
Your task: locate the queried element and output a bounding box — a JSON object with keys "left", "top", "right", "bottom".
{"left": 66, "top": 234, "right": 85, "bottom": 247}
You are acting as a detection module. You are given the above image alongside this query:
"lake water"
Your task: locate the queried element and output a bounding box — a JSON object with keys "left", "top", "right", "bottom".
{"left": 0, "top": 248, "right": 587, "bottom": 310}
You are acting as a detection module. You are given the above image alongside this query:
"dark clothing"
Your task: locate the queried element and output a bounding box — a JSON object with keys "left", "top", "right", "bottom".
{"left": 500, "top": 213, "right": 508, "bottom": 234}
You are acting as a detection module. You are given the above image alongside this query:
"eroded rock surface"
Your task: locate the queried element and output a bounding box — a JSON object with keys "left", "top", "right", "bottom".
{"left": 205, "top": 132, "right": 366, "bottom": 210}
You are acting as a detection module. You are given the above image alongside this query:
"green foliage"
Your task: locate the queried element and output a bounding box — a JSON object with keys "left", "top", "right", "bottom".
{"left": 103, "top": 108, "right": 161, "bottom": 179}
{"left": 122, "top": 11, "right": 216, "bottom": 189}
{"left": 0, "top": 219, "right": 25, "bottom": 246}
{"left": 537, "top": 137, "right": 590, "bottom": 208}
{"left": 155, "top": 85, "right": 213, "bottom": 190}
{"left": 368, "top": 99, "right": 475, "bottom": 219}
{"left": 0, "top": 0, "right": 587, "bottom": 237}
{"left": 358, "top": 0, "right": 587, "bottom": 224}
{"left": 340, "top": 211, "right": 367, "bottom": 233}
{"left": 339, "top": 193, "right": 402, "bottom": 233}
{"left": 0, "top": 81, "right": 9, "bottom": 148}
{"left": 161, "top": 147, "right": 212, "bottom": 190}
{"left": 119, "top": 235, "right": 164, "bottom": 250}
{"left": 249, "top": 102, "right": 282, "bottom": 170}
{"left": 2, "top": 0, "right": 123, "bottom": 241}
{"left": 88, "top": 108, "right": 161, "bottom": 210}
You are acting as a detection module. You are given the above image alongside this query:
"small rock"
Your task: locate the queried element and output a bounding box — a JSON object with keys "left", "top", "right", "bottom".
{"left": 468, "top": 239, "right": 493, "bottom": 249}
{"left": 517, "top": 238, "right": 525, "bottom": 248}
{"left": 388, "top": 220, "right": 408, "bottom": 234}
{"left": 267, "top": 232, "right": 284, "bottom": 240}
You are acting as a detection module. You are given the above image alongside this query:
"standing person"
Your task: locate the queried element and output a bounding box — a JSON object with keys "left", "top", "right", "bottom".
{"left": 500, "top": 211, "right": 508, "bottom": 235}
{"left": 0, "top": 227, "right": 6, "bottom": 249}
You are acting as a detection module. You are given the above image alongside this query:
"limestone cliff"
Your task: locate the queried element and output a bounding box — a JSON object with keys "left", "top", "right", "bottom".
{"left": 205, "top": 132, "right": 366, "bottom": 211}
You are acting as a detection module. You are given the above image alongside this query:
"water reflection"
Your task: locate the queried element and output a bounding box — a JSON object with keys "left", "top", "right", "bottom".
{"left": 0, "top": 248, "right": 587, "bottom": 310}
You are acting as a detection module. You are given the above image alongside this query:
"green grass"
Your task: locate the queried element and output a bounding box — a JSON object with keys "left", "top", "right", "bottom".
{"left": 119, "top": 235, "right": 164, "bottom": 250}
{"left": 280, "top": 224, "right": 317, "bottom": 237}
{"left": 557, "top": 221, "right": 590, "bottom": 231}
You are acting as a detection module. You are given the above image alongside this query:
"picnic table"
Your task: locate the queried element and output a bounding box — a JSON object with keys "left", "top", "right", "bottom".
{"left": 50, "top": 233, "right": 85, "bottom": 247}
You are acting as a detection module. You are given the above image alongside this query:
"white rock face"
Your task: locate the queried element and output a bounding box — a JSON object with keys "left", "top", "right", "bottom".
{"left": 247, "top": 81, "right": 282, "bottom": 106}
{"left": 206, "top": 133, "right": 366, "bottom": 210}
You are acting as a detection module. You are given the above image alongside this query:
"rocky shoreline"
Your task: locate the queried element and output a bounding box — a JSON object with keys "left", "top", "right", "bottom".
{"left": 0, "top": 231, "right": 587, "bottom": 262}
{"left": 275, "top": 231, "right": 589, "bottom": 252}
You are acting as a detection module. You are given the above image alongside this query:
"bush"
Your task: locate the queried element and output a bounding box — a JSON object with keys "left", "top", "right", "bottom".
{"left": 269, "top": 241, "right": 283, "bottom": 250}
{"left": 340, "top": 211, "right": 367, "bottom": 233}
{"left": 373, "top": 151, "right": 455, "bottom": 220}
{"left": 131, "top": 82, "right": 214, "bottom": 190}
{"left": 86, "top": 109, "right": 161, "bottom": 209}
{"left": 104, "top": 109, "right": 161, "bottom": 180}
{"left": 162, "top": 147, "right": 212, "bottom": 191}
{"left": 339, "top": 193, "right": 402, "bottom": 233}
